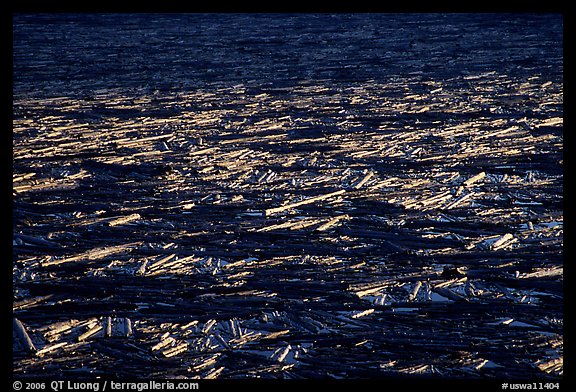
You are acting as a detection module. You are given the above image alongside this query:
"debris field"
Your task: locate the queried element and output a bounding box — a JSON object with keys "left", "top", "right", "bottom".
{"left": 13, "top": 14, "right": 563, "bottom": 379}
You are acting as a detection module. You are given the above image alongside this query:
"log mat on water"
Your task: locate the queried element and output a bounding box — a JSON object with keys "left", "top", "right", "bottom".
{"left": 13, "top": 13, "right": 562, "bottom": 379}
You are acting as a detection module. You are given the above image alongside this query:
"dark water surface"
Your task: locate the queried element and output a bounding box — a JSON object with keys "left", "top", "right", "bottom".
{"left": 13, "top": 13, "right": 563, "bottom": 97}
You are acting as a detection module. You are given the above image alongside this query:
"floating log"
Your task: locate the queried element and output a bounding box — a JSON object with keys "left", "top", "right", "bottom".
{"left": 35, "top": 342, "right": 67, "bottom": 357}
{"left": 265, "top": 189, "right": 346, "bottom": 216}
{"left": 271, "top": 345, "right": 292, "bottom": 363}
{"left": 262, "top": 330, "right": 290, "bottom": 340}
{"left": 536, "top": 117, "right": 562, "bottom": 128}
{"left": 42, "top": 242, "right": 142, "bottom": 267}
{"left": 13, "top": 318, "right": 36, "bottom": 353}
{"left": 108, "top": 213, "right": 141, "bottom": 227}
{"left": 202, "top": 319, "right": 217, "bottom": 334}
{"left": 147, "top": 254, "right": 177, "bottom": 271}
{"left": 522, "top": 266, "right": 563, "bottom": 279}
{"left": 353, "top": 172, "right": 375, "bottom": 189}
{"left": 162, "top": 342, "right": 188, "bottom": 358}
{"left": 189, "top": 354, "right": 221, "bottom": 372}
{"left": 315, "top": 215, "right": 349, "bottom": 232}
{"left": 105, "top": 317, "right": 112, "bottom": 337}
{"left": 491, "top": 233, "right": 515, "bottom": 250}
{"left": 432, "top": 287, "right": 468, "bottom": 302}
{"left": 123, "top": 318, "right": 133, "bottom": 337}
{"left": 444, "top": 192, "right": 475, "bottom": 210}
{"left": 43, "top": 320, "right": 83, "bottom": 342}
{"left": 463, "top": 172, "right": 486, "bottom": 187}
{"left": 536, "top": 357, "right": 563, "bottom": 373}
{"left": 13, "top": 234, "right": 59, "bottom": 248}
{"left": 77, "top": 325, "right": 103, "bottom": 342}
{"left": 136, "top": 259, "right": 149, "bottom": 276}
{"left": 13, "top": 295, "right": 54, "bottom": 310}
{"left": 204, "top": 366, "right": 225, "bottom": 379}
{"left": 351, "top": 309, "right": 375, "bottom": 319}
{"left": 409, "top": 281, "right": 422, "bottom": 301}
{"left": 151, "top": 336, "right": 175, "bottom": 352}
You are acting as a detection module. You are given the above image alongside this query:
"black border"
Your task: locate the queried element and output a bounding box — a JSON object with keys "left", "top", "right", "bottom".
{"left": 6, "top": 1, "right": 571, "bottom": 13}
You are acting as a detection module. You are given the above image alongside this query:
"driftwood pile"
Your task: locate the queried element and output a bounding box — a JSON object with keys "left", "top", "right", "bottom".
{"left": 13, "top": 14, "right": 562, "bottom": 379}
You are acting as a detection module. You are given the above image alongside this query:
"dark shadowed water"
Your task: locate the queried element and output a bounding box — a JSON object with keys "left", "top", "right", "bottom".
{"left": 13, "top": 13, "right": 563, "bottom": 97}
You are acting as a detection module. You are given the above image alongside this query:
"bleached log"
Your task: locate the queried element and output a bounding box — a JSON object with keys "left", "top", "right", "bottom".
{"left": 265, "top": 189, "right": 346, "bottom": 216}
{"left": 116, "top": 133, "right": 173, "bottom": 147}
{"left": 262, "top": 329, "right": 290, "bottom": 340}
{"left": 151, "top": 336, "right": 175, "bottom": 351}
{"left": 432, "top": 287, "right": 468, "bottom": 302}
{"left": 444, "top": 192, "right": 475, "bottom": 210}
{"left": 13, "top": 318, "right": 36, "bottom": 352}
{"left": 105, "top": 317, "right": 112, "bottom": 337}
{"left": 419, "top": 191, "right": 453, "bottom": 207}
{"left": 42, "top": 242, "right": 142, "bottom": 266}
{"left": 433, "top": 277, "right": 467, "bottom": 289}
{"left": 202, "top": 319, "right": 217, "bottom": 334}
{"left": 522, "top": 266, "right": 563, "bottom": 279}
{"left": 108, "top": 213, "right": 141, "bottom": 226}
{"left": 123, "top": 318, "right": 133, "bottom": 337}
{"left": 162, "top": 342, "right": 188, "bottom": 358}
{"left": 213, "top": 333, "right": 230, "bottom": 349}
{"left": 315, "top": 215, "right": 349, "bottom": 232}
{"left": 43, "top": 320, "right": 82, "bottom": 341}
{"left": 409, "top": 281, "right": 422, "bottom": 301}
{"left": 290, "top": 219, "right": 324, "bottom": 231}
{"left": 13, "top": 295, "right": 54, "bottom": 310}
{"left": 256, "top": 221, "right": 297, "bottom": 232}
{"left": 35, "top": 342, "right": 67, "bottom": 357}
{"left": 351, "top": 309, "right": 375, "bottom": 319}
{"left": 228, "top": 335, "right": 256, "bottom": 348}
{"left": 351, "top": 150, "right": 379, "bottom": 158}
{"left": 147, "top": 254, "right": 177, "bottom": 271}
{"left": 13, "top": 234, "right": 58, "bottom": 248}
{"left": 204, "top": 366, "right": 225, "bottom": 379}
{"left": 189, "top": 147, "right": 219, "bottom": 156}
{"left": 136, "top": 259, "right": 148, "bottom": 276}
{"left": 77, "top": 325, "right": 102, "bottom": 342}
{"left": 271, "top": 345, "right": 292, "bottom": 363}
{"left": 353, "top": 172, "right": 374, "bottom": 189}
{"left": 13, "top": 172, "right": 36, "bottom": 182}
{"left": 491, "top": 233, "right": 514, "bottom": 250}
{"left": 536, "top": 117, "right": 562, "bottom": 128}
{"left": 189, "top": 354, "right": 221, "bottom": 371}
{"left": 537, "top": 357, "right": 563, "bottom": 373}
{"left": 354, "top": 284, "right": 390, "bottom": 298}
{"left": 145, "top": 256, "right": 190, "bottom": 276}
{"left": 463, "top": 172, "right": 486, "bottom": 187}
